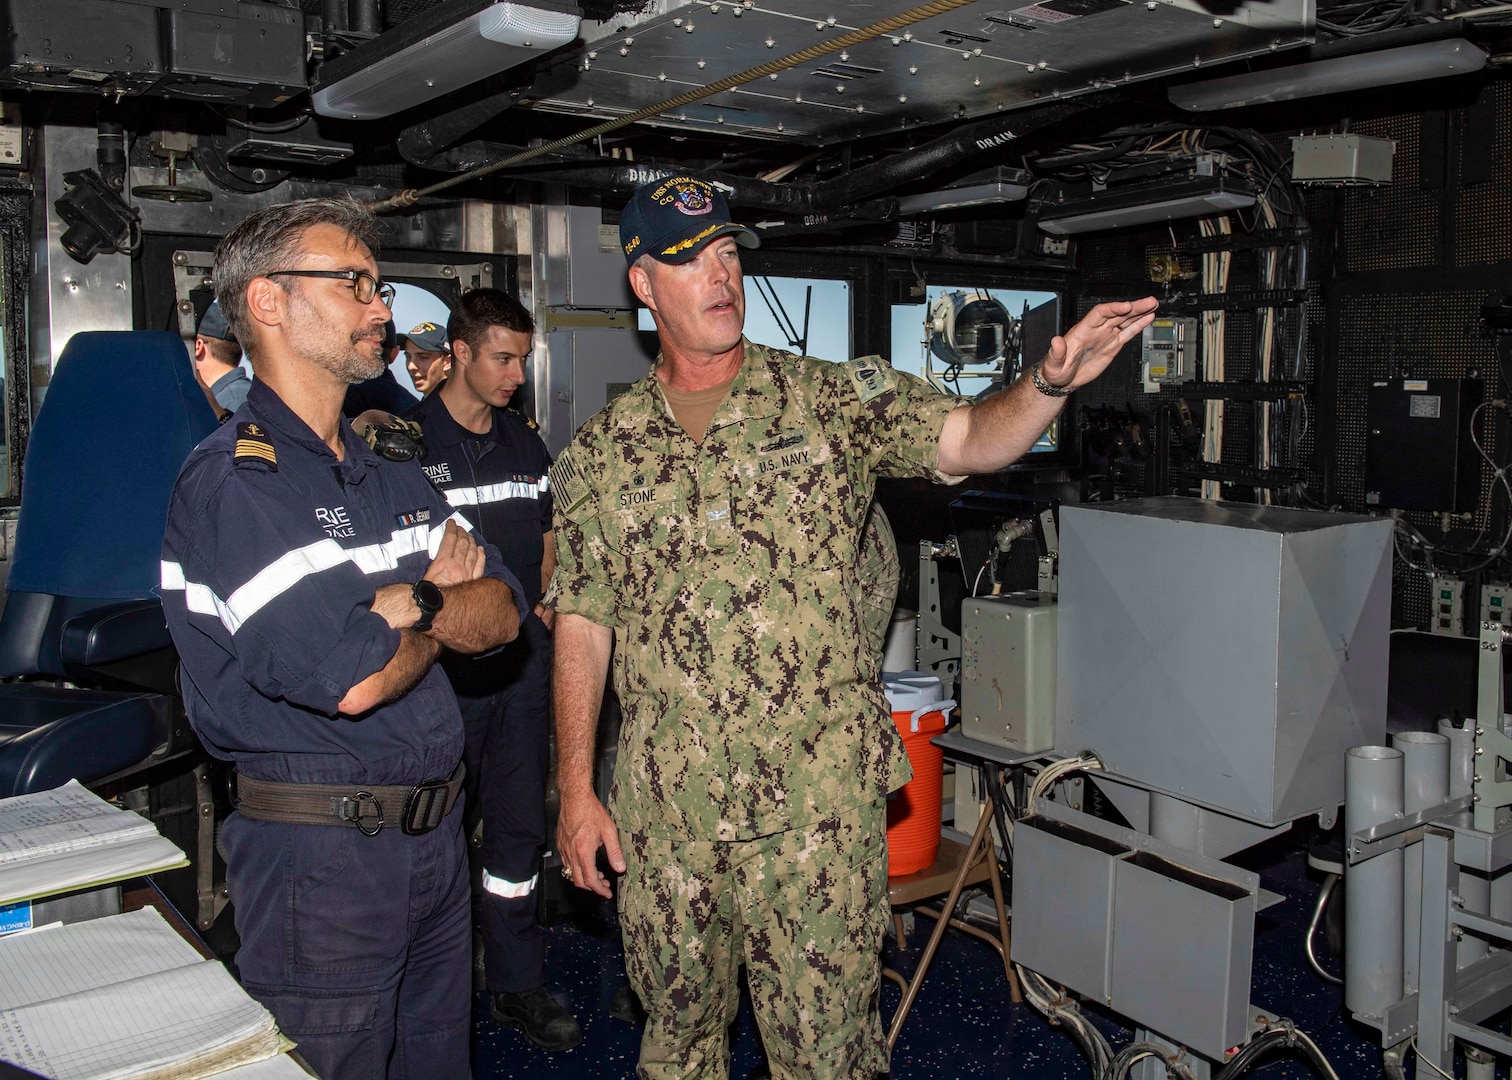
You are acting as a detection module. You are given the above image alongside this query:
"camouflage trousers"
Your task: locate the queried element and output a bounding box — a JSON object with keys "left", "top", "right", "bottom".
{"left": 619, "top": 798, "right": 889, "bottom": 1080}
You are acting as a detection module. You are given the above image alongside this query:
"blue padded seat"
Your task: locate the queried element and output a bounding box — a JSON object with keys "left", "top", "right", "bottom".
{"left": 0, "top": 330, "right": 217, "bottom": 795}
{"left": 0, "top": 686, "right": 165, "bottom": 798}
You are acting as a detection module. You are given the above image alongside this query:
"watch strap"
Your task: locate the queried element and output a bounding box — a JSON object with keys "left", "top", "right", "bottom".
{"left": 411, "top": 580, "right": 440, "bottom": 632}
{"left": 1030, "top": 361, "right": 1073, "bottom": 398}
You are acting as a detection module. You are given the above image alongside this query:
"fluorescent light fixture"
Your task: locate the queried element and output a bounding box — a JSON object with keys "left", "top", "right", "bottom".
{"left": 1168, "top": 38, "right": 1486, "bottom": 112}
{"left": 1037, "top": 177, "right": 1257, "bottom": 236}
{"left": 895, "top": 167, "right": 1030, "bottom": 215}
{"left": 896, "top": 180, "right": 1029, "bottom": 215}
{"left": 313, "top": 2, "right": 580, "bottom": 120}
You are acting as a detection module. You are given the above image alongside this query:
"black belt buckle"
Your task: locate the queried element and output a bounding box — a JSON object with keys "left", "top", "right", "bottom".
{"left": 402, "top": 778, "right": 450, "bottom": 835}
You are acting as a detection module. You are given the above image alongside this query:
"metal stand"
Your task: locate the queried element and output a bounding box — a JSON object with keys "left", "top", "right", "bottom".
{"left": 1346, "top": 621, "right": 1512, "bottom": 1070}
{"left": 916, "top": 539, "right": 960, "bottom": 681}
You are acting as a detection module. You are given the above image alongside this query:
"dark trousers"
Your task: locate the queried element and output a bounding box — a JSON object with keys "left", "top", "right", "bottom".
{"left": 223, "top": 809, "right": 472, "bottom": 1080}
{"left": 455, "top": 613, "right": 552, "bottom": 994}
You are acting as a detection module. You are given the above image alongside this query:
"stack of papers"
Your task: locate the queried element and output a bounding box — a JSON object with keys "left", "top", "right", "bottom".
{"left": 0, "top": 907, "right": 290, "bottom": 1079}
{"left": 0, "top": 781, "right": 188, "bottom": 906}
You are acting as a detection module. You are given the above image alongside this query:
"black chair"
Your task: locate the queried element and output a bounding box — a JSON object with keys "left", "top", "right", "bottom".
{"left": 0, "top": 331, "right": 217, "bottom": 796}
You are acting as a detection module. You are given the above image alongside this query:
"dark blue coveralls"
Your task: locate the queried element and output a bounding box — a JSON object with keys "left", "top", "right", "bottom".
{"left": 407, "top": 388, "right": 553, "bottom": 997}
{"left": 160, "top": 380, "right": 525, "bottom": 1080}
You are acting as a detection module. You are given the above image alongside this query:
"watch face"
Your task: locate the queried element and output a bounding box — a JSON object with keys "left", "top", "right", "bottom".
{"left": 415, "top": 579, "right": 443, "bottom": 611}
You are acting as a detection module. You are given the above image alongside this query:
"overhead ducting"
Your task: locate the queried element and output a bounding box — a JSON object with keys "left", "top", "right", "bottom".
{"left": 390, "top": 100, "right": 1090, "bottom": 215}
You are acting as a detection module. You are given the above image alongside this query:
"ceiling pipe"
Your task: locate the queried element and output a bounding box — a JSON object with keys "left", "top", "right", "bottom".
{"left": 393, "top": 101, "right": 1091, "bottom": 214}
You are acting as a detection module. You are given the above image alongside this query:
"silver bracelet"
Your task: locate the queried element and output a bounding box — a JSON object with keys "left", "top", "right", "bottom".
{"left": 1029, "top": 361, "right": 1073, "bottom": 398}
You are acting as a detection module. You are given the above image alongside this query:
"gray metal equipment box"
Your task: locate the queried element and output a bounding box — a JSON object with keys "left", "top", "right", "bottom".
{"left": 1290, "top": 133, "right": 1395, "bottom": 186}
{"left": 1015, "top": 803, "right": 1259, "bottom": 1060}
{"left": 1056, "top": 498, "right": 1392, "bottom": 827}
{"left": 961, "top": 592, "right": 1057, "bottom": 753}
{"left": 1013, "top": 814, "right": 1126, "bottom": 1000}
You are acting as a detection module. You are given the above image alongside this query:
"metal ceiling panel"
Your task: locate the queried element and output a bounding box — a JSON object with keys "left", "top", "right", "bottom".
{"left": 518, "top": 0, "right": 1315, "bottom": 145}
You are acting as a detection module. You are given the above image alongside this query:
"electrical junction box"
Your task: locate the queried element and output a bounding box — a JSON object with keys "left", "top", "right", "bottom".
{"left": 1364, "top": 378, "right": 1482, "bottom": 513}
{"left": 960, "top": 591, "right": 1057, "bottom": 753}
{"left": 1431, "top": 575, "right": 1466, "bottom": 636}
{"left": 2, "top": 0, "right": 306, "bottom": 106}
{"left": 0, "top": 125, "right": 22, "bottom": 168}
{"left": 1140, "top": 317, "right": 1199, "bottom": 393}
{"left": 1057, "top": 498, "right": 1392, "bottom": 827}
{"left": 1290, "top": 134, "right": 1395, "bottom": 186}
{"left": 1483, "top": 582, "right": 1512, "bottom": 630}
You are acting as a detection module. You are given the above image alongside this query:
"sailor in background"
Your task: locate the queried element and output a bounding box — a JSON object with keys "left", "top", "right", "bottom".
{"left": 192, "top": 299, "right": 250, "bottom": 419}
{"left": 406, "top": 288, "right": 580, "bottom": 1051}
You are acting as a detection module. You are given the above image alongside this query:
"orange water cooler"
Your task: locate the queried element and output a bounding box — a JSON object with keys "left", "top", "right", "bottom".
{"left": 882, "top": 671, "right": 956, "bottom": 877}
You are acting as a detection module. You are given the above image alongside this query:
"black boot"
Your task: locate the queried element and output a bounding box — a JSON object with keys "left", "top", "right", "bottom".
{"left": 609, "top": 984, "right": 647, "bottom": 1025}
{"left": 490, "top": 987, "right": 583, "bottom": 1051}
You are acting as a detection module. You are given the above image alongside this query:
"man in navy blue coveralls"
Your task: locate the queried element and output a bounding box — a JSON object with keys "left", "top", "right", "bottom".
{"left": 406, "top": 288, "right": 581, "bottom": 1051}
{"left": 160, "top": 198, "right": 526, "bottom": 1080}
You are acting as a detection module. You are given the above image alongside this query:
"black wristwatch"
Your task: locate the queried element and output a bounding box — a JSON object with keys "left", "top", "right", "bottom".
{"left": 411, "top": 580, "right": 444, "bottom": 632}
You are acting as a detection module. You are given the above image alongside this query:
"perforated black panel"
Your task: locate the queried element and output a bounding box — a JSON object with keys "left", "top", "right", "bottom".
{"left": 1457, "top": 81, "right": 1512, "bottom": 267}
{"left": 1331, "top": 291, "right": 1498, "bottom": 509}
{"left": 1342, "top": 114, "right": 1441, "bottom": 273}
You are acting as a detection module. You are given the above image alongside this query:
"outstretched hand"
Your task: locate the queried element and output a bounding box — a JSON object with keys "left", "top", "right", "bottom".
{"left": 1040, "top": 297, "right": 1159, "bottom": 391}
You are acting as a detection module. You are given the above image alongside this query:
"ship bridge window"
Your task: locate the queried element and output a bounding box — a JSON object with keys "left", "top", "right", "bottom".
{"left": 387, "top": 282, "right": 453, "bottom": 398}
{"left": 637, "top": 275, "right": 851, "bottom": 363}
{"left": 891, "top": 285, "right": 1061, "bottom": 454}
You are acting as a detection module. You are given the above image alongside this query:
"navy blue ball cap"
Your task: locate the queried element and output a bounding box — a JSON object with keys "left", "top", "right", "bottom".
{"left": 620, "top": 175, "right": 759, "bottom": 267}
{"left": 196, "top": 300, "right": 236, "bottom": 343}
{"left": 398, "top": 322, "right": 449, "bottom": 353}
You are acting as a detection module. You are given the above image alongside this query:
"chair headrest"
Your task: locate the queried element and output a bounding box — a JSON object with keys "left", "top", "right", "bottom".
{"left": 7, "top": 331, "right": 219, "bottom": 599}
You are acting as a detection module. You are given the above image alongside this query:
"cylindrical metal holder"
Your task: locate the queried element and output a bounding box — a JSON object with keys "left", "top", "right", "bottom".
{"left": 1441, "top": 717, "right": 1491, "bottom": 966}
{"left": 1346, "top": 745, "right": 1405, "bottom": 1017}
{"left": 1465, "top": 1045, "right": 1496, "bottom": 1080}
{"left": 1149, "top": 792, "right": 1201, "bottom": 849}
{"left": 1396, "top": 731, "right": 1448, "bottom": 994}
{"left": 1441, "top": 717, "right": 1476, "bottom": 797}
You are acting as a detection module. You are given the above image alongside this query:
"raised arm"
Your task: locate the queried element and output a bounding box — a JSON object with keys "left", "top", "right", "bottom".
{"left": 936, "top": 297, "right": 1158, "bottom": 476}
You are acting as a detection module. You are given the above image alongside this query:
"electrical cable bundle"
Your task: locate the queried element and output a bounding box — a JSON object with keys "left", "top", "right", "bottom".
{"left": 1108, "top": 1041, "right": 1201, "bottom": 1080}
{"left": 1213, "top": 1021, "right": 1340, "bottom": 1080}
{"left": 1014, "top": 964, "right": 1114, "bottom": 1077}
{"left": 1026, "top": 751, "right": 1105, "bottom": 814}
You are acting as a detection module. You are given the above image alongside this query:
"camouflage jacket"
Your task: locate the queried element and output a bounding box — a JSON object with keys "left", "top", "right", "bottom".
{"left": 548, "top": 340, "right": 968, "bottom": 841}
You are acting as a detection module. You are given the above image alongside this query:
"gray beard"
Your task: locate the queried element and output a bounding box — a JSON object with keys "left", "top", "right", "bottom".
{"left": 310, "top": 331, "right": 385, "bottom": 384}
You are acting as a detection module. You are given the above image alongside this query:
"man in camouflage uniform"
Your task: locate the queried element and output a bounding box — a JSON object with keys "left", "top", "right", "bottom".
{"left": 550, "top": 174, "right": 1157, "bottom": 1079}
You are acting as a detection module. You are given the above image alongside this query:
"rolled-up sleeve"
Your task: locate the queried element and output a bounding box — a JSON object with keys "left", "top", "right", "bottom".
{"left": 845, "top": 358, "right": 972, "bottom": 483}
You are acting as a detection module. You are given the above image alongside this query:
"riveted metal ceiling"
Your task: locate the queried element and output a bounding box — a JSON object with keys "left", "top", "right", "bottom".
{"left": 515, "top": 0, "right": 1315, "bottom": 145}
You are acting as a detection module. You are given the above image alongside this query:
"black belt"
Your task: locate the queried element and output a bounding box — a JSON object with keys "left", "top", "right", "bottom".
{"left": 235, "top": 762, "right": 465, "bottom": 836}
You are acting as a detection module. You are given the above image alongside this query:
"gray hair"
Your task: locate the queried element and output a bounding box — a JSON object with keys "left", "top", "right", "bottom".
{"left": 213, "top": 197, "right": 380, "bottom": 350}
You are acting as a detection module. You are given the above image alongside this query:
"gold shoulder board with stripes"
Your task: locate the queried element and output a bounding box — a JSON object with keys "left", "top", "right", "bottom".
{"left": 234, "top": 422, "right": 278, "bottom": 470}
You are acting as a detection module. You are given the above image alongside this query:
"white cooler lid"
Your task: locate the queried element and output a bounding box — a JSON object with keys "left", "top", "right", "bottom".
{"left": 882, "top": 671, "right": 944, "bottom": 712}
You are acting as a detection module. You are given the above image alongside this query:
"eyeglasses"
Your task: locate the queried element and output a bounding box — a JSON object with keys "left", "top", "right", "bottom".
{"left": 265, "top": 269, "right": 397, "bottom": 309}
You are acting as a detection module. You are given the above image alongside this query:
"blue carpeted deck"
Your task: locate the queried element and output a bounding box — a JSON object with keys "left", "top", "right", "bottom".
{"left": 471, "top": 835, "right": 1388, "bottom": 1079}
